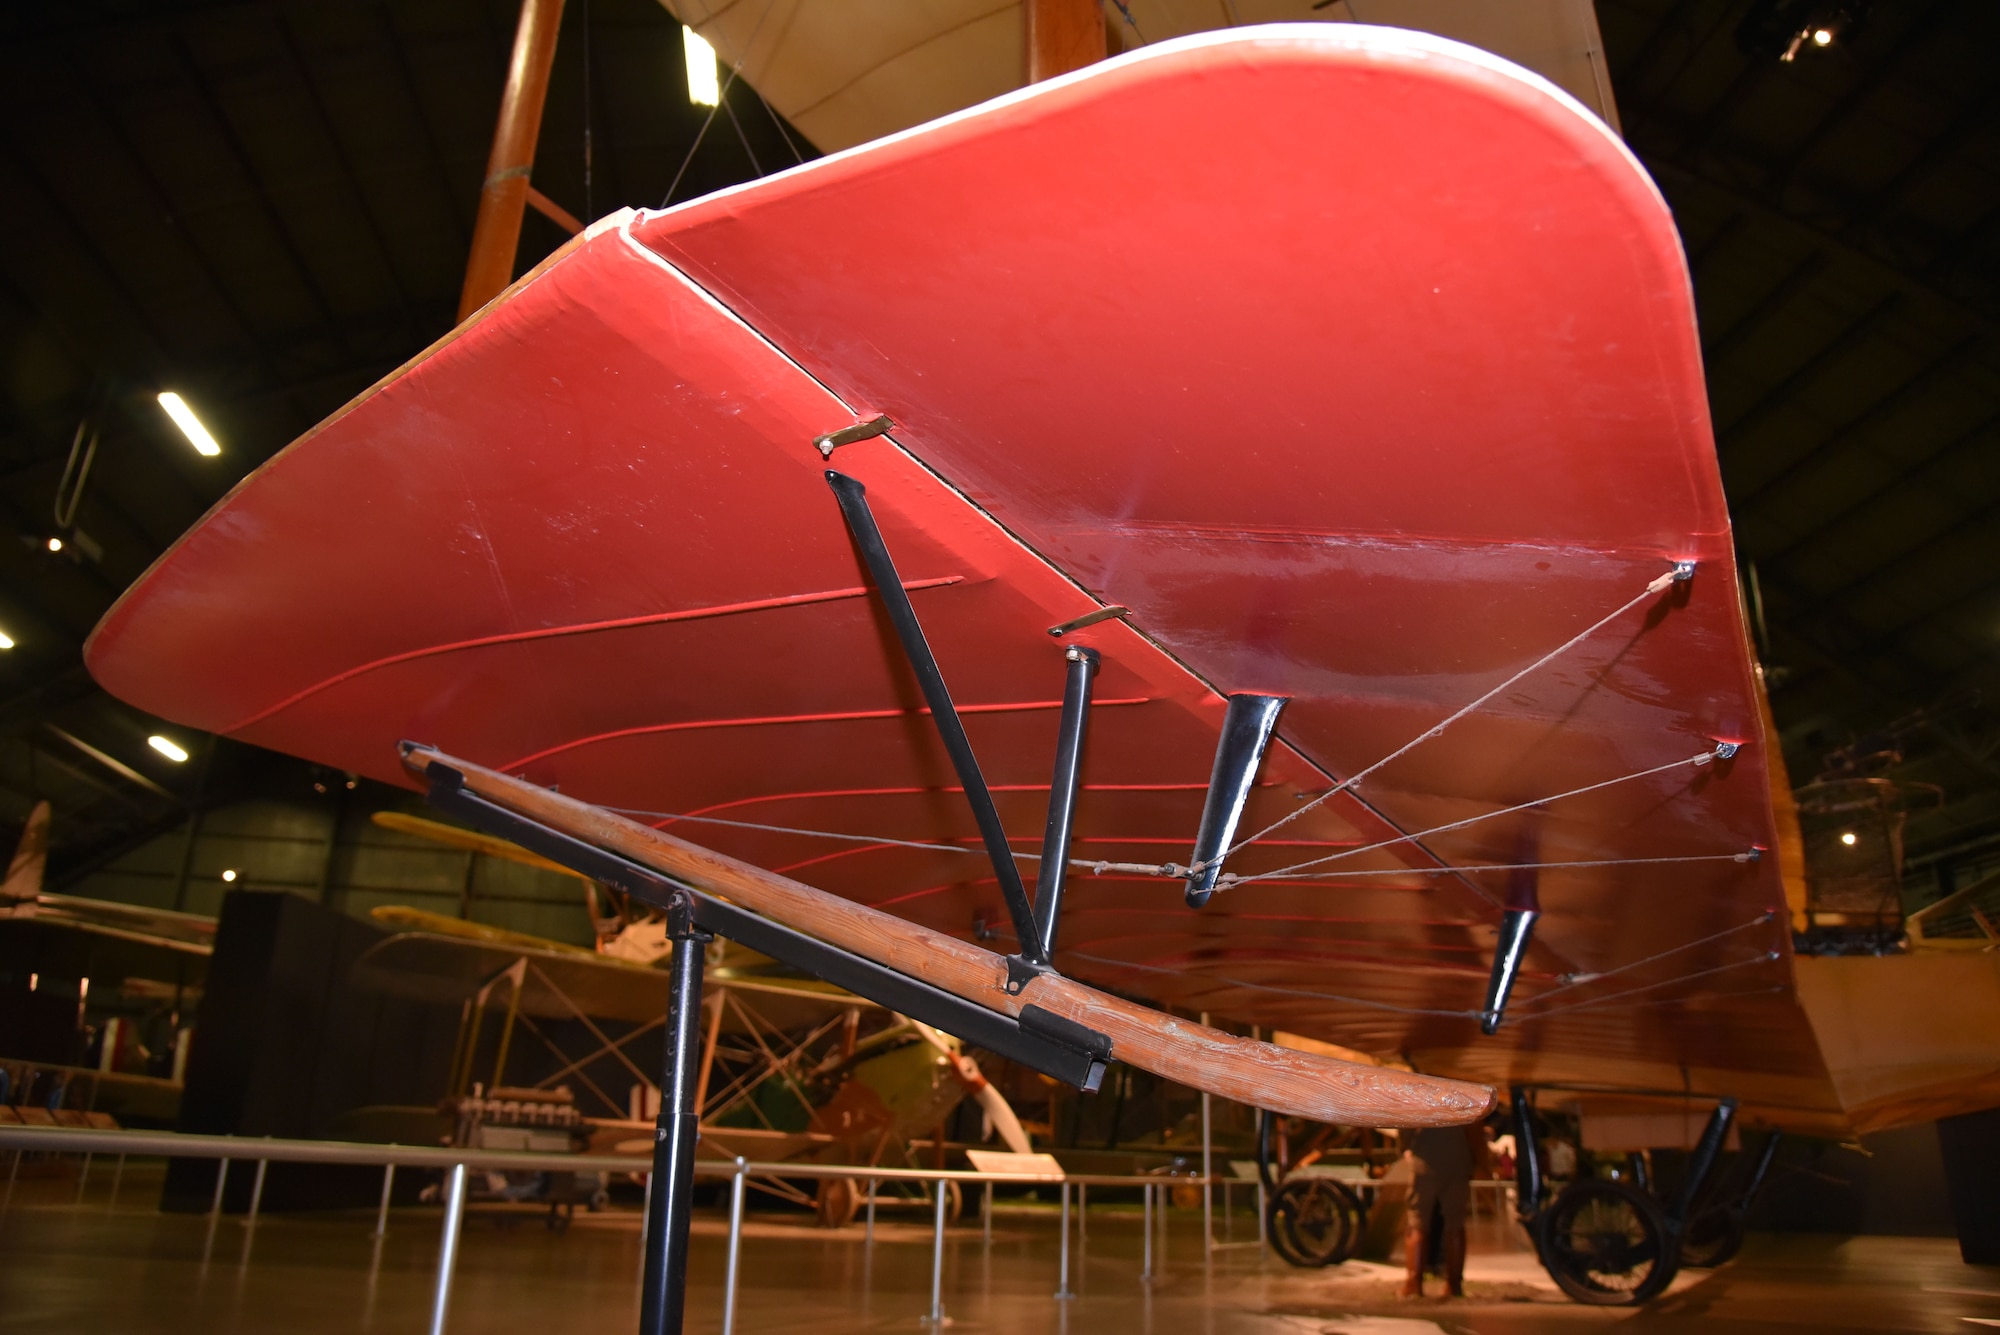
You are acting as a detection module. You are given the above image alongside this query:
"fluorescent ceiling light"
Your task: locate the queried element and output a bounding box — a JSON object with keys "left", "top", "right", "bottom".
{"left": 158, "top": 391, "right": 222, "bottom": 457}
{"left": 148, "top": 735, "right": 190, "bottom": 763}
{"left": 683, "top": 26, "right": 720, "bottom": 107}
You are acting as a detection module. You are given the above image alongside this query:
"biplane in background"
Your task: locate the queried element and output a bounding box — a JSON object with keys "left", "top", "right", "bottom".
{"left": 83, "top": 24, "right": 2000, "bottom": 1303}
{"left": 0, "top": 802, "right": 208, "bottom": 1126}
{"left": 355, "top": 812, "right": 1036, "bottom": 1225}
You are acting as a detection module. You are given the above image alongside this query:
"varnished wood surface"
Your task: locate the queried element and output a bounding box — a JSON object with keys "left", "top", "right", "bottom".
{"left": 405, "top": 745, "right": 1495, "bottom": 1127}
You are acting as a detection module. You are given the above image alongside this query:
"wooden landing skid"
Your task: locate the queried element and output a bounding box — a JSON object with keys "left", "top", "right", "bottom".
{"left": 402, "top": 744, "right": 1495, "bottom": 1129}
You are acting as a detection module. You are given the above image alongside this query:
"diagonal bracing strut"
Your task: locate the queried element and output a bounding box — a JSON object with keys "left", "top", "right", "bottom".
{"left": 824, "top": 470, "right": 1051, "bottom": 971}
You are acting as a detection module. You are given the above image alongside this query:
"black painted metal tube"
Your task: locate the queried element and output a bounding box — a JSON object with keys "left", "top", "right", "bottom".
{"left": 825, "top": 471, "right": 1046, "bottom": 966}
{"left": 1479, "top": 908, "right": 1540, "bottom": 1035}
{"left": 639, "top": 931, "right": 707, "bottom": 1335}
{"left": 1184, "top": 693, "right": 1287, "bottom": 907}
{"left": 1255, "top": 1108, "right": 1279, "bottom": 1195}
{"left": 1739, "top": 1130, "right": 1782, "bottom": 1210}
{"left": 1034, "top": 646, "right": 1098, "bottom": 957}
{"left": 1670, "top": 1098, "right": 1738, "bottom": 1227}
{"left": 1510, "top": 1087, "right": 1545, "bottom": 1222}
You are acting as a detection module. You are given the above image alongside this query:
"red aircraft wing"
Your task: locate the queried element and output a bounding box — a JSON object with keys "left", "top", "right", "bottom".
{"left": 86, "top": 26, "right": 1841, "bottom": 1130}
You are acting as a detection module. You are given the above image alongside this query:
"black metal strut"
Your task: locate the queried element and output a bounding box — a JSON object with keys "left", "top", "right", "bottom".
{"left": 1669, "top": 1098, "right": 1739, "bottom": 1229}
{"left": 1510, "top": 1086, "right": 1545, "bottom": 1224}
{"left": 824, "top": 471, "right": 1048, "bottom": 970}
{"left": 1479, "top": 830, "right": 1542, "bottom": 1034}
{"left": 639, "top": 894, "right": 707, "bottom": 1335}
{"left": 1033, "top": 645, "right": 1098, "bottom": 957}
{"left": 1184, "top": 693, "right": 1288, "bottom": 907}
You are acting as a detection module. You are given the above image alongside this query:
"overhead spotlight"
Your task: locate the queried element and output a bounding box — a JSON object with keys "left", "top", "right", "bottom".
{"left": 46, "top": 536, "right": 63, "bottom": 553}
{"left": 1739, "top": 0, "right": 1866, "bottom": 62}
{"left": 157, "top": 391, "right": 222, "bottom": 457}
{"left": 221, "top": 869, "right": 237, "bottom": 883}
{"left": 148, "top": 734, "right": 190, "bottom": 763}
{"left": 0, "top": 629, "right": 14, "bottom": 650}
{"left": 1840, "top": 831, "right": 1858, "bottom": 846}
{"left": 683, "top": 25, "right": 720, "bottom": 107}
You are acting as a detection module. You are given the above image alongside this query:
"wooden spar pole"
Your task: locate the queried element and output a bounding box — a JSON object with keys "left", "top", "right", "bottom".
{"left": 1026, "top": 0, "right": 1107, "bottom": 84}
{"left": 403, "top": 745, "right": 1497, "bottom": 1128}
{"left": 457, "top": 0, "right": 567, "bottom": 322}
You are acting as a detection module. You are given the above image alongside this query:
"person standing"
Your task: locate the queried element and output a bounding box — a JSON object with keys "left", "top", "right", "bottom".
{"left": 1400, "top": 1123, "right": 1488, "bottom": 1298}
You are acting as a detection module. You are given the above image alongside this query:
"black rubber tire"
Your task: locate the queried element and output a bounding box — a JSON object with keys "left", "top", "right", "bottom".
{"left": 1537, "top": 1179, "right": 1679, "bottom": 1305}
{"left": 1677, "top": 1206, "right": 1746, "bottom": 1269}
{"left": 1266, "top": 1178, "right": 1365, "bottom": 1267}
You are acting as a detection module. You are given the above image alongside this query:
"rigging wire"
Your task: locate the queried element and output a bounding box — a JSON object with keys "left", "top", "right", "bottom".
{"left": 604, "top": 805, "right": 1755, "bottom": 886}
{"left": 1213, "top": 851, "right": 1760, "bottom": 882}
{"left": 661, "top": 0, "right": 783, "bottom": 207}
{"left": 1065, "top": 951, "right": 1479, "bottom": 1018}
{"left": 1217, "top": 743, "right": 1736, "bottom": 889}
{"left": 1505, "top": 952, "right": 1783, "bottom": 1027}
{"left": 1505, "top": 911, "right": 1779, "bottom": 1015}
{"left": 1211, "top": 563, "right": 1691, "bottom": 867}
{"left": 720, "top": 91, "right": 763, "bottom": 177}
{"left": 749, "top": 82, "right": 806, "bottom": 165}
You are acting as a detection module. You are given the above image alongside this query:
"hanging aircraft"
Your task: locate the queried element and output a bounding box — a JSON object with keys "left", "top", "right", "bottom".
{"left": 82, "top": 24, "right": 2000, "bottom": 1303}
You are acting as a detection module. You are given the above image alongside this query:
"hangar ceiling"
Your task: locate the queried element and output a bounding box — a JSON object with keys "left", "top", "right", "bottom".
{"left": 0, "top": 0, "right": 1994, "bottom": 895}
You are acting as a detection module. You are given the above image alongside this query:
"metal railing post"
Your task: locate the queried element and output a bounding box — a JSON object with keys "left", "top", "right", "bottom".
{"left": 1141, "top": 1182, "right": 1153, "bottom": 1283}
{"left": 983, "top": 1180, "right": 992, "bottom": 1244}
{"left": 76, "top": 1152, "right": 91, "bottom": 1202}
{"left": 865, "top": 1177, "right": 876, "bottom": 1244}
{"left": 1055, "top": 1179, "right": 1075, "bottom": 1299}
{"left": 1078, "top": 1180, "right": 1087, "bottom": 1244}
{"left": 1201, "top": 1083, "right": 1213, "bottom": 1258}
{"left": 210, "top": 1158, "right": 231, "bottom": 1216}
{"left": 247, "top": 1158, "right": 269, "bottom": 1224}
{"left": 721, "top": 1157, "right": 747, "bottom": 1335}
{"left": 924, "top": 1177, "right": 948, "bottom": 1325}
{"left": 428, "top": 1162, "right": 468, "bottom": 1335}
{"left": 1256, "top": 1179, "right": 1266, "bottom": 1248}
{"left": 375, "top": 1163, "right": 397, "bottom": 1237}
{"left": 108, "top": 1154, "right": 126, "bottom": 1209}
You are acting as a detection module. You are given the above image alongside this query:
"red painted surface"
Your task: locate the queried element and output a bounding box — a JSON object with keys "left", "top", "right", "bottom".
{"left": 86, "top": 27, "right": 1836, "bottom": 1117}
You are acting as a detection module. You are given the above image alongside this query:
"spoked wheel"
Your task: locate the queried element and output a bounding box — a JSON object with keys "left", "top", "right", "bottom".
{"left": 1266, "top": 1178, "right": 1365, "bottom": 1267}
{"left": 1537, "top": 1180, "right": 1679, "bottom": 1305}
{"left": 814, "top": 1177, "right": 860, "bottom": 1228}
{"left": 1677, "top": 1206, "right": 1746, "bottom": 1269}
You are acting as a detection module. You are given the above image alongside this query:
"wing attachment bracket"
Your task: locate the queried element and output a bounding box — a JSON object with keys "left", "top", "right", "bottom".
{"left": 419, "top": 760, "right": 1110, "bottom": 1091}
{"left": 814, "top": 414, "right": 894, "bottom": 459}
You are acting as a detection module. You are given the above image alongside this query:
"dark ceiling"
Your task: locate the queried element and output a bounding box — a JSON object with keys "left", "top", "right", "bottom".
{"left": 0, "top": 0, "right": 1995, "bottom": 892}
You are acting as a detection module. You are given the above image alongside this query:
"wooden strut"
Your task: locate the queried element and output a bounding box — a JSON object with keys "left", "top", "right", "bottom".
{"left": 401, "top": 744, "right": 1496, "bottom": 1128}
{"left": 458, "top": 0, "right": 567, "bottom": 322}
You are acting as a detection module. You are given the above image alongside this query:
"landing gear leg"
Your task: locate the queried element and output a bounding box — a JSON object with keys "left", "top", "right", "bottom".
{"left": 637, "top": 895, "right": 709, "bottom": 1335}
